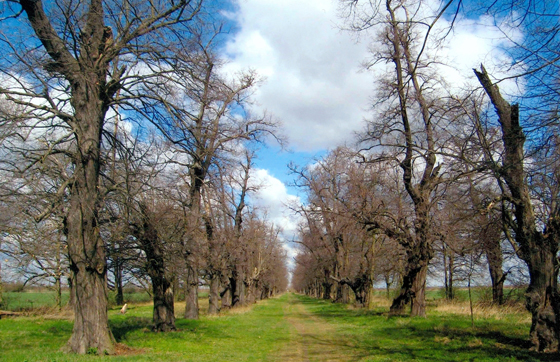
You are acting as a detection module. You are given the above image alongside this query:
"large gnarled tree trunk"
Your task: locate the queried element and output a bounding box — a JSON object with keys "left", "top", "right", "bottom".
{"left": 19, "top": 0, "right": 119, "bottom": 350}
{"left": 475, "top": 65, "right": 560, "bottom": 352}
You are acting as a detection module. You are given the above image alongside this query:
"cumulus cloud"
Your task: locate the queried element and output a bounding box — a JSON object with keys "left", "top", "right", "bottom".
{"left": 248, "top": 167, "right": 303, "bottom": 269}
{"left": 224, "top": 0, "right": 521, "bottom": 152}
{"left": 224, "top": 0, "right": 373, "bottom": 151}
{"left": 249, "top": 168, "right": 302, "bottom": 239}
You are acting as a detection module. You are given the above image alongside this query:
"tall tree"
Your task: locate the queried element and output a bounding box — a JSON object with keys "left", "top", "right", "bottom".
{"left": 0, "top": 0, "right": 202, "bottom": 354}
{"left": 475, "top": 65, "right": 560, "bottom": 352}
{"left": 137, "top": 27, "right": 280, "bottom": 318}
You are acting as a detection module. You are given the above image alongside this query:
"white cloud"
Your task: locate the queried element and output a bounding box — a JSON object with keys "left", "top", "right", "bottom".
{"left": 249, "top": 168, "right": 302, "bottom": 239}
{"left": 225, "top": 0, "right": 373, "bottom": 151}
{"left": 436, "top": 14, "right": 524, "bottom": 96}
{"left": 249, "top": 168, "right": 303, "bottom": 270}
{"left": 225, "top": 0, "right": 523, "bottom": 152}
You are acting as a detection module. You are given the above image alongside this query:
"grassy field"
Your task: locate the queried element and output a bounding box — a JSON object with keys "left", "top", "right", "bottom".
{"left": 0, "top": 292, "right": 555, "bottom": 361}
{"left": 1, "top": 289, "right": 153, "bottom": 311}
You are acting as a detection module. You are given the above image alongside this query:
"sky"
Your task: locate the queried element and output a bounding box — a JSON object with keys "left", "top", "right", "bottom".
{"left": 221, "top": 0, "right": 519, "bottom": 264}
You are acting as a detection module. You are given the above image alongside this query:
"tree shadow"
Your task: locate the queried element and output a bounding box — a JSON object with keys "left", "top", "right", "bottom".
{"left": 295, "top": 295, "right": 560, "bottom": 361}
{"left": 110, "top": 316, "right": 152, "bottom": 342}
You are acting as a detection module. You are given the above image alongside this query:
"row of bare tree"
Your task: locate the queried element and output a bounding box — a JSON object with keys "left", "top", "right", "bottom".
{"left": 293, "top": 0, "right": 560, "bottom": 353}
{"left": 0, "top": 0, "right": 287, "bottom": 355}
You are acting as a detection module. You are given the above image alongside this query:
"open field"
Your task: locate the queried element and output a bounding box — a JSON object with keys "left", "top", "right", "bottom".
{"left": 0, "top": 293, "right": 555, "bottom": 361}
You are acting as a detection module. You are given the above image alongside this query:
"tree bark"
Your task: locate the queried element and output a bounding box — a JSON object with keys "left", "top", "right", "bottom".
{"left": 444, "top": 252, "right": 454, "bottom": 300}
{"left": 152, "top": 276, "right": 175, "bottom": 332}
{"left": 390, "top": 251, "right": 430, "bottom": 317}
{"left": 322, "top": 280, "right": 332, "bottom": 300}
{"left": 220, "top": 282, "right": 232, "bottom": 309}
{"left": 486, "top": 236, "right": 505, "bottom": 305}
{"left": 114, "top": 256, "right": 124, "bottom": 307}
{"left": 134, "top": 204, "right": 176, "bottom": 332}
{"left": 475, "top": 65, "right": 560, "bottom": 352}
{"left": 64, "top": 105, "right": 114, "bottom": 355}
{"left": 208, "top": 273, "right": 220, "bottom": 315}
{"left": 184, "top": 265, "right": 199, "bottom": 319}
{"left": 481, "top": 220, "right": 505, "bottom": 305}
{"left": 232, "top": 270, "right": 246, "bottom": 307}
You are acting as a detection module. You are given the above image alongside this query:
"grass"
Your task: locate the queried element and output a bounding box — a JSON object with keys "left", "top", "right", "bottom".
{"left": 0, "top": 292, "right": 556, "bottom": 361}
{"left": 0, "top": 295, "right": 293, "bottom": 361}
{"left": 1, "top": 290, "right": 153, "bottom": 311}
{"left": 295, "top": 294, "right": 547, "bottom": 361}
{"left": 1, "top": 291, "right": 70, "bottom": 311}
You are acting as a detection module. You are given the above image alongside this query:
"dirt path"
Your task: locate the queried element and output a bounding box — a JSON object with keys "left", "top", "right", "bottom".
{"left": 273, "top": 294, "right": 361, "bottom": 362}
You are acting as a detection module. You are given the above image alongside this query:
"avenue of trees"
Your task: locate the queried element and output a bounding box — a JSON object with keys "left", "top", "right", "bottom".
{"left": 1, "top": 0, "right": 560, "bottom": 356}
{"left": 292, "top": 0, "right": 560, "bottom": 354}
{"left": 0, "top": 0, "right": 287, "bottom": 355}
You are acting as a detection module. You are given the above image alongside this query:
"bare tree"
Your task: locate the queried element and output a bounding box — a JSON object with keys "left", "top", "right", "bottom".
{"left": 474, "top": 65, "right": 560, "bottom": 352}
{"left": 0, "top": 0, "right": 203, "bottom": 354}
{"left": 134, "top": 26, "right": 281, "bottom": 318}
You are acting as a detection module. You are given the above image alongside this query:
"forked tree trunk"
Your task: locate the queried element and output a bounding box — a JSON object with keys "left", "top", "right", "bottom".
{"left": 184, "top": 266, "right": 199, "bottom": 319}
{"left": 383, "top": 2, "right": 439, "bottom": 318}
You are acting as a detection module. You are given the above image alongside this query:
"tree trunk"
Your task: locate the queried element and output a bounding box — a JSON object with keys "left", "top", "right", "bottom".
{"left": 65, "top": 127, "right": 114, "bottom": 354}
{"left": 475, "top": 65, "right": 560, "bottom": 351}
{"left": 221, "top": 282, "right": 232, "bottom": 309}
{"left": 445, "top": 253, "right": 454, "bottom": 300}
{"left": 208, "top": 274, "right": 220, "bottom": 315}
{"left": 55, "top": 276, "right": 62, "bottom": 311}
{"left": 410, "top": 264, "right": 427, "bottom": 317}
{"left": 526, "top": 247, "right": 559, "bottom": 352}
{"left": 135, "top": 204, "right": 176, "bottom": 332}
{"left": 487, "top": 242, "right": 505, "bottom": 305}
{"left": 390, "top": 255, "right": 429, "bottom": 317}
{"left": 335, "top": 283, "right": 349, "bottom": 304}
{"left": 323, "top": 281, "right": 332, "bottom": 300}
{"left": 232, "top": 271, "right": 246, "bottom": 307}
{"left": 483, "top": 223, "right": 504, "bottom": 305}
{"left": 246, "top": 280, "right": 256, "bottom": 304}
{"left": 184, "top": 266, "right": 199, "bottom": 319}
{"left": 115, "top": 257, "right": 124, "bottom": 307}
{"left": 152, "top": 276, "right": 175, "bottom": 332}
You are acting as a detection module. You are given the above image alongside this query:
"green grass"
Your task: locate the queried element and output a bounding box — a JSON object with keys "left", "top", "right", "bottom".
{"left": 1, "top": 291, "right": 70, "bottom": 311}
{"left": 294, "top": 294, "right": 553, "bottom": 362}
{"left": 0, "top": 293, "right": 555, "bottom": 361}
{"left": 0, "top": 296, "right": 293, "bottom": 361}
{"left": 1, "top": 290, "right": 153, "bottom": 311}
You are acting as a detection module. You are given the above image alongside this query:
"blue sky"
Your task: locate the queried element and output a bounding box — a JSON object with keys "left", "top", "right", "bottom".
{"left": 218, "top": 0, "right": 522, "bottom": 261}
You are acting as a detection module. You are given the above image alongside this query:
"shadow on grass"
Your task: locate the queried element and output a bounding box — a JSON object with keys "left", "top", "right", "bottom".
{"left": 293, "top": 294, "right": 560, "bottom": 361}
{"left": 110, "top": 316, "right": 152, "bottom": 342}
